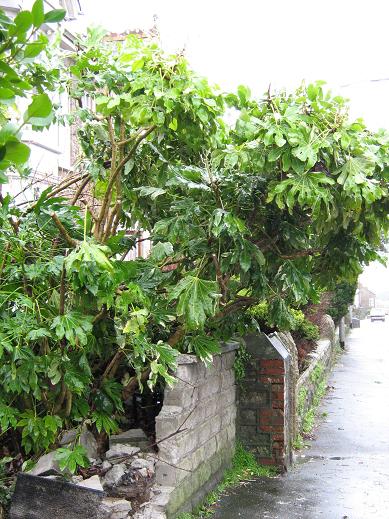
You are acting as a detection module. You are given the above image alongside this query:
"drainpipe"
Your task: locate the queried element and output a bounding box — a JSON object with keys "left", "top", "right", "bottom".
{"left": 349, "top": 305, "right": 353, "bottom": 328}
{"left": 339, "top": 317, "right": 346, "bottom": 350}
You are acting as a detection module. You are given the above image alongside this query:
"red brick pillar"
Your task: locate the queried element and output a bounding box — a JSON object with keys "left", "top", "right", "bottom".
{"left": 237, "top": 333, "right": 293, "bottom": 470}
{"left": 258, "top": 359, "right": 286, "bottom": 466}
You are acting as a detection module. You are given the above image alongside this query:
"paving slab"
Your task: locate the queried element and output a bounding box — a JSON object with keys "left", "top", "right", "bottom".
{"left": 214, "top": 319, "right": 389, "bottom": 519}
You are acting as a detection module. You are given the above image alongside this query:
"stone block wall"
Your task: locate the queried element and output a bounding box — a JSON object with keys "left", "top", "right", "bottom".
{"left": 153, "top": 343, "right": 239, "bottom": 518}
{"left": 237, "top": 333, "right": 293, "bottom": 470}
{"left": 297, "top": 327, "right": 340, "bottom": 431}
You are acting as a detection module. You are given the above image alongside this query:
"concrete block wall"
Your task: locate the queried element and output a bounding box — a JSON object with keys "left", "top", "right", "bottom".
{"left": 154, "top": 343, "right": 239, "bottom": 518}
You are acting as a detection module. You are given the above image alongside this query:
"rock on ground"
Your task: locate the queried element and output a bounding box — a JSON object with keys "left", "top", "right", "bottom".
{"left": 59, "top": 426, "right": 98, "bottom": 460}
{"left": 102, "top": 460, "right": 112, "bottom": 471}
{"left": 130, "top": 459, "right": 154, "bottom": 471}
{"left": 77, "top": 475, "right": 104, "bottom": 492}
{"left": 27, "top": 451, "right": 61, "bottom": 476}
{"left": 109, "top": 429, "right": 150, "bottom": 451}
{"left": 103, "top": 464, "right": 126, "bottom": 488}
{"left": 132, "top": 504, "right": 166, "bottom": 519}
{"left": 106, "top": 444, "right": 140, "bottom": 460}
{"left": 100, "top": 497, "right": 132, "bottom": 519}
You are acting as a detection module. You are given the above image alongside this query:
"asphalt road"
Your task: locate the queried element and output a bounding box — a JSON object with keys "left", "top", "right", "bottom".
{"left": 214, "top": 318, "right": 389, "bottom": 519}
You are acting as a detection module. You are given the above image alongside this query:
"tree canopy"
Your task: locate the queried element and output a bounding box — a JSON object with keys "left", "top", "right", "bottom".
{"left": 0, "top": 23, "right": 388, "bottom": 460}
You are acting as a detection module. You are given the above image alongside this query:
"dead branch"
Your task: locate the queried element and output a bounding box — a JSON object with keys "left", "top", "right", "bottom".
{"left": 280, "top": 249, "right": 321, "bottom": 259}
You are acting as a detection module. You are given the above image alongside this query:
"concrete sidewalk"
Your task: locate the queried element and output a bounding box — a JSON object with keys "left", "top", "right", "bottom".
{"left": 213, "top": 320, "right": 389, "bottom": 519}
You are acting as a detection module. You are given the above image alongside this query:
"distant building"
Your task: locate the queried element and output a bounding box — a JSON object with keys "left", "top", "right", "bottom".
{"left": 1, "top": 0, "right": 87, "bottom": 204}
{"left": 1, "top": 1, "right": 153, "bottom": 259}
{"left": 356, "top": 283, "right": 376, "bottom": 309}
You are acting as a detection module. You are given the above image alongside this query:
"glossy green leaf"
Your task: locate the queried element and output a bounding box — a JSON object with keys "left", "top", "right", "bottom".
{"left": 0, "top": 88, "right": 15, "bottom": 101}
{"left": 44, "top": 9, "right": 66, "bottom": 23}
{"left": 169, "top": 117, "right": 178, "bottom": 131}
{"left": 51, "top": 312, "right": 93, "bottom": 347}
{"left": 31, "top": 0, "right": 44, "bottom": 27}
{"left": 24, "top": 41, "right": 46, "bottom": 59}
{"left": 135, "top": 186, "right": 166, "bottom": 199}
{"left": 150, "top": 241, "right": 173, "bottom": 261}
{"left": 4, "top": 141, "right": 30, "bottom": 164}
{"left": 0, "top": 60, "right": 19, "bottom": 80}
{"left": 24, "top": 93, "right": 52, "bottom": 126}
{"left": 13, "top": 11, "right": 33, "bottom": 32}
{"left": 187, "top": 334, "right": 221, "bottom": 365}
{"left": 237, "top": 84, "right": 251, "bottom": 104}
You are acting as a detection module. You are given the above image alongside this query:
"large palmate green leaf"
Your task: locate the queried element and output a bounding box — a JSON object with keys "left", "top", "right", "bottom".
{"left": 186, "top": 334, "right": 221, "bottom": 364}
{"left": 51, "top": 312, "right": 93, "bottom": 347}
{"left": 267, "top": 172, "right": 334, "bottom": 211}
{"left": 150, "top": 241, "right": 174, "bottom": 262}
{"left": 169, "top": 275, "right": 220, "bottom": 329}
{"left": 66, "top": 241, "right": 113, "bottom": 272}
{"left": 337, "top": 156, "right": 373, "bottom": 187}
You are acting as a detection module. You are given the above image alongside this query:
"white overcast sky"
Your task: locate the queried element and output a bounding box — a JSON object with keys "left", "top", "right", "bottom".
{"left": 81, "top": 0, "right": 389, "bottom": 128}
{"left": 81, "top": 0, "right": 389, "bottom": 296}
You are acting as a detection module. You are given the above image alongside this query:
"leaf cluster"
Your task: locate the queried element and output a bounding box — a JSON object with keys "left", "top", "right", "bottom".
{"left": 0, "top": 1, "right": 65, "bottom": 183}
{"left": 0, "top": 30, "right": 388, "bottom": 462}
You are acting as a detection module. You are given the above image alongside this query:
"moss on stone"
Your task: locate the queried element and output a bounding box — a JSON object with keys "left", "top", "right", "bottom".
{"left": 297, "top": 386, "right": 308, "bottom": 418}
{"left": 176, "top": 443, "right": 277, "bottom": 518}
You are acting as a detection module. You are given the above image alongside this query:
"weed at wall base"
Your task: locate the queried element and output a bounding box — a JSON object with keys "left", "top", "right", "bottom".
{"left": 177, "top": 443, "right": 277, "bottom": 518}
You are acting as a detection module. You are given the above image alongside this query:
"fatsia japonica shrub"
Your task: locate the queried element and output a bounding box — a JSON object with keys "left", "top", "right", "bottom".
{"left": 327, "top": 280, "right": 358, "bottom": 324}
{"left": 0, "top": 2, "right": 69, "bottom": 457}
{"left": 0, "top": 26, "right": 388, "bottom": 462}
{"left": 0, "top": 29, "right": 225, "bottom": 457}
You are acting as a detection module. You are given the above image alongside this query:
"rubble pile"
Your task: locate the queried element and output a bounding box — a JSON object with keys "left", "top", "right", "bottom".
{"left": 19, "top": 427, "right": 167, "bottom": 519}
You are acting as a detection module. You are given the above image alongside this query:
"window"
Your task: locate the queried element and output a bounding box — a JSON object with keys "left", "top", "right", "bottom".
{"left": 59, "top": 0, "right": 83, "bottom": 19}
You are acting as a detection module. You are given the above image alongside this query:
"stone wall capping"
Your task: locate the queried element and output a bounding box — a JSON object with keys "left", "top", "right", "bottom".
{"left": 219, "top": 341, "right": 240, "bottom": 354}
{"left": 175, "top": 342, "right": 239, "bottom": 367}
{"left": 176, "top": 354, "right": 200, "bottom": 365}
{"left": 156, "top": 405, "right": 184, "bottom": 418}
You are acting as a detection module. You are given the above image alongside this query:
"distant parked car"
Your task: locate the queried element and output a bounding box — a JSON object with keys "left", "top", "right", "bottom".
{"left": 370, "top": 309, "right": 386, "bottom": 322}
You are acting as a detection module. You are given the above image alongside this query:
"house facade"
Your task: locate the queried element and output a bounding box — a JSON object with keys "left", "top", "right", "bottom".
{"left": 356, "top": 283, "right": 376, "bottom": 309}
{"left": 1, "top": 0, "right": 88, "bottom": 204}
{"left": 1, "top": 1, "right": 153, "bottom": 258}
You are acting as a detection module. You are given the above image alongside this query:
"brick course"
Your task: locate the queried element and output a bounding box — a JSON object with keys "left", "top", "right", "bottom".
{"left": 237, "top": 333, "right": 293, "bottom": 469}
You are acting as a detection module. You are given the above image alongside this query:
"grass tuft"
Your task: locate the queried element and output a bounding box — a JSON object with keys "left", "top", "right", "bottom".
{"left": 177, "top": 443, "right": 277, "bottom": 518}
